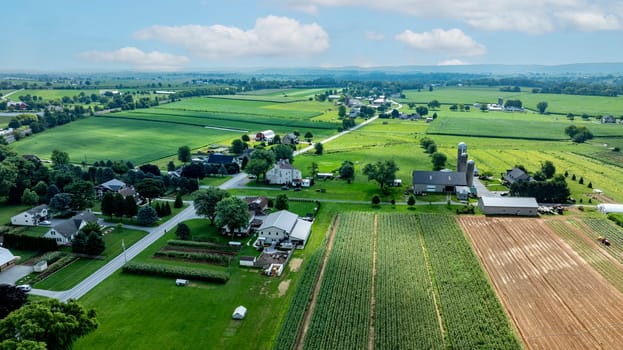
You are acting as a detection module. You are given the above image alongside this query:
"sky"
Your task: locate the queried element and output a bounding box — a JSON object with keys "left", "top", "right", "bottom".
{"left": 1, "top": 0, "right": 622, "bottom": 72}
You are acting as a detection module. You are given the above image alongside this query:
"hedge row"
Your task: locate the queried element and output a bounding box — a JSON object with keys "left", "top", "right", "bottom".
{"left": 154, "top": 250, "right": 231, "bottom": 265}
{"left": 167, "top": 239, "right": 238, "bottom": 251}
{"left": 122, "top": 262, "right": 229, "bottom": 284}
{"left": 2, "top": 234, "right": 57, "bottom": 252}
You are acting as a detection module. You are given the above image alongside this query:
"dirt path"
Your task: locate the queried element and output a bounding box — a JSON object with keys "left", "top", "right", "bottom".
{"left": 367, "top": 214, "right": 378, "bottom": 350}
{"left": 295, "top": 215, "right": 340, "bottom": 350}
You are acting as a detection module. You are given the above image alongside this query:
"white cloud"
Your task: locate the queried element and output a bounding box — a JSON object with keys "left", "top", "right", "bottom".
{"left": 79, "top": 47, "right": 189, "bottom": 71}
{"left": 134, "top": 16, "right": 329, "bottom": 60}
{"left": 287, "top": 0, "right": 623, "bottom": 33}
{"left": 365, "top": 31, "right": 385, "bottom": 41}
{"left": 438, "top": 59, "right": 469, "bottom": 66}
{"left": 556, "top": 11, "right": 622, "bottom": 31}
{"left": 396, "top": 29, "right": 486, "bottom": 56}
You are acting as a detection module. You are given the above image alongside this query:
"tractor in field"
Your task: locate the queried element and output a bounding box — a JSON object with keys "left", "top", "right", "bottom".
{"left": 598, "top": 236, "right": 611, "bottom": 246}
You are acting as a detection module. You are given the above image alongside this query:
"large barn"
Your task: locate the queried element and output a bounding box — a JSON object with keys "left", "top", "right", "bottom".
{"left": 478, "top": 196, "right": 539, "bottom": 216}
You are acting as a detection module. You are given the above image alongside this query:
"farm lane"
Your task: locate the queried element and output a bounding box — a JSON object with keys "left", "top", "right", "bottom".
{"left": 1, "top": 88, "right": 24, "bottom": 100}
{"left": 294, "top": 115, "right": 379, "bottom": 156}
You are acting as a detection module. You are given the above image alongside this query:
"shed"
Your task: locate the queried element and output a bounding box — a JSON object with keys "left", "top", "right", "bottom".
{"left": 232, "top": 306, "right": 247, "bottom": 320}
{"left": 478, "top": 196, "right": 538, "bottom": 216}
{"left": 239, "top": 256, "right": 257, "bottom": 267}
{"left": 33, "top": 260, "right": 48, "bottom": 272}
{"left": 597, "top": 204, "right": 623, "bottom": 214}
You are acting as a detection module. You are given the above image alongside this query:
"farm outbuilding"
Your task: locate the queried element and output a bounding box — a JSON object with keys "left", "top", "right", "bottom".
{"left": 255, "top": 130, "right": 275, "bottom": 142}
{"left": 597, "top": 204, "right": 623, "bottom": 214}
{"left": 232, "top": 306, "right": 247, "bottom": 320}
{"left": 478, "top": 196, "right": 539, "bottom": 216}
{"left": 0, "top": 247, "right": 17, "bottom": 272}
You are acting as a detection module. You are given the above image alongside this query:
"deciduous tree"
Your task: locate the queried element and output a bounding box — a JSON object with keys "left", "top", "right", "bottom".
{"left": 275, "top": 194, "right": 289, "bottom": 210}
{"left": 137, "top": 206, "right": 158, "bottom": 226}
{"left": 431, "top": 152, "right": 447, "bottom": 171}
{"left": 194, "top": 187, "right": 230, "bottom": 225}
{"left": 363, "top": 160, "right": 399, "bottom": 193}
{"left": 0, "top": 284, "right": 27, "bottom": 319}
{"left": 177, "top": 145, "right": 191, "bottom": 164}
{"left": 215, "top": 197, "right": 249, "bottom": 237}
{"left": 339, "top": 160, "right": 355, "bottom": 183}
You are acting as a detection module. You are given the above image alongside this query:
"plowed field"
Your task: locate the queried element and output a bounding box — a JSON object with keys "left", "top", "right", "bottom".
{"left": 459, "top": 216, "right": 623, "bottom": 350}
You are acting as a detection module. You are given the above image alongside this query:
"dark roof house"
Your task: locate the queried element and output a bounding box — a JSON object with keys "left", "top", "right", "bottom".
{"left": 503, "top": 168, "right": 531, "bottom": 184}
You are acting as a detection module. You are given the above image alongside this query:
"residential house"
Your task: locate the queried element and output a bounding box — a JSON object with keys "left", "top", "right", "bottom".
{"left": 6, "top": 101, "right": 28, "bottom": 110}
{"left": 96, "top": 179, "right": 135, "bottom": 199}
{"left": 282, "top": 133, "right": 299, "bottom": 145}
{"left": 503, "top": 167, "right": 532, "bottom": 184}
{"left": 349, "top": 108, "right": 360, "bottom": 118}
{"left": 346, "top": 98, "right": 362, "bottom": 108}
{"left": 205, "top": 154, "right": 240, "bottom": 167}
{"left": 257, "top": 210, "right": 313, "bottom": 248}
{"left": 265, "top": 159, "right": 302, "bottom": 185}
{"left": 0, "top": 247, "right": 17, "bottom": 272}
{"left": 245, "top": 196, "right": 269, "bottom": 229}
{"left": 43, "top": 211, "right": 99, "bottom": 245}
{"left": 11, "top": 204, "right": 50, "bottom": 226}
{"left": 602, "top": 115, "right": 617, "bottom": 123}
{"left": 255, "top": 130, "right": 275, "bottom": 142}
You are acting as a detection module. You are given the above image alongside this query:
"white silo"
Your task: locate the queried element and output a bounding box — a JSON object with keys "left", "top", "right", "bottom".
{"left": 458, "top": 152, "right": 468, "bottom": 173}
{"left": 457, "top": 142, "right": 467, "bottom": 171}
{"left": 466, "top": 160, "right": 475, "bottom": 187}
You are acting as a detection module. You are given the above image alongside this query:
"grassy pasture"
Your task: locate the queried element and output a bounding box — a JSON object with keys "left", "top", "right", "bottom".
{"left": 401, "top": 86, "right": 623, "bottom": 116}
{"left": 8, "top": 89, "right": 102, "bottom": 101}
{"left": 427, "top": 110, "right": 623, "bottom": 140}
{"left": 239, "top": 88, "right": 328, "bottom": 97}
{"left": 13, "top": 117, "right": 239, "bottom": 164}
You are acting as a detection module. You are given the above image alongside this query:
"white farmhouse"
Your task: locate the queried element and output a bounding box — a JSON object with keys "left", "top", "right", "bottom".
{"left": 43, "top": 211, "right": 99, "bottom": 245}
{"left": 11, "top": 204, "right": 50, "bottom": 226}
{"left": 265, "top": 159, "right": 302, "bottom": 185}
{"left": 258, "top": 210, "right": 312, "bottom": 248}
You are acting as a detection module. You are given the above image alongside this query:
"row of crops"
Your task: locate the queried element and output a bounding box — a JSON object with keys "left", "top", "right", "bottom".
{"left": 303, "top": 213, "right": 375, "bottom": 350}
{"left": 547, "top": 219, "right": 623, "bottom": 292}
{"left": 278, "top": 212, "right": 520, "bottom": 350}
{"left": 375, "top": 214, "right": 444, "bottom": 349}
{"left": 418, "top": 214, "right": 522, "bottom": 349}
{"left": 583, "top": 218, "right": 623, "bottom": 264}
{"left": 273, "top": 235, "right": 328, "bottom": 350}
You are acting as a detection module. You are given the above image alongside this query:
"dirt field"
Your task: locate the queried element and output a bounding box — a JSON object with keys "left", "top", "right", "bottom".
{"left": 460, "top": 216, "right": 623, "bottom": 350}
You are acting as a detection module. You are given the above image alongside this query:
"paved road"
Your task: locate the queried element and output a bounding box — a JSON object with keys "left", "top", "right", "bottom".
{"left": 293, "top": 115, "right": 379, "bottom": 156}
{"left": 29, "top": 204, "right": 199, "bottom": 301}
{"left": 1, "top": 88, "right": 24, "bottom": 100}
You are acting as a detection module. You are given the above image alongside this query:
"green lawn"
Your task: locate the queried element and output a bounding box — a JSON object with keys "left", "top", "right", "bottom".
{"left": 198, "top": 176, "right": 230, "bottom": 187}
{"left": 34, "top": 227, "right": 148, "bottom": 291}
{"left": 0, "top": 203, "right": 31, "bottom": 225}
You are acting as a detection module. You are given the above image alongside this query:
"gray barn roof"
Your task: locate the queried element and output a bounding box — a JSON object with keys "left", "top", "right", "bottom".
{"left": 259, "top": 210, "right": 297, "bottom": 232}
{"left": 412, "top": 171, "right": 467, "bottom": 186}
{"left": 51, "top": 211, "right": 99, "bottom": 238}
{"left": 98, "top": 179, "right": 127, "bottom": 192}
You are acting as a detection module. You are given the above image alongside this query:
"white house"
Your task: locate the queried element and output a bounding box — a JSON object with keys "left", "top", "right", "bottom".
{"left": 43, "top": 211, "right": 99, "bottom": 245}
{"left": 265, "top": 159, "right": 302, "bottom": 185}
{"left": 11, "top": 204, "right": 50, "bottom": 226}
{"left": 258, "top": 210, "right": 312, "bottom": 248}
{"left": 232, "top": 306, "right": 247, "bottom": 320}
{"left": 0, "top": 247, "right": 17, "bottom": 272}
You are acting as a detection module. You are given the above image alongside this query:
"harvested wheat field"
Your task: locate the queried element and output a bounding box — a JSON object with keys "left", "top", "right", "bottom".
{"left": 459, "top": 216, "right": 623, "bottom": 350}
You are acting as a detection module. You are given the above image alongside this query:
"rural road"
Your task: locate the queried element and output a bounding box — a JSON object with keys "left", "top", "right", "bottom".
{"left": 30, "top": 204, "right": 199, "bottom": 301}
{"left": 1, "top": 88, "right": 24, "bottom": 100}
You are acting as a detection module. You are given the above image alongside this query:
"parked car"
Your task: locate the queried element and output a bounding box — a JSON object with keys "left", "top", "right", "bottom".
{"left": 16, "top": 284, "right": 31, "bottom": 292}
{"left": 39, "top": 220, "right": 51, "bottom": 225}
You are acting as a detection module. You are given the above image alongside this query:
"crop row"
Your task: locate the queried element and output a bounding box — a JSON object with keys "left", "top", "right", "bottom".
{"left": 303, "top": 212, "right": 375, "bottom": 350}
{"left": 273, "top": 240, "right": 326, "bottom": 350}
{"left": 153, "top": 250, "right": 232, "bottom": 265}
{"left": 375, "top": 214, "right": 444, "bottom": 349}
{"left": 122, "top": 262, "right": 229, "bottom": 284}
{"left": 547, "top": 220, "right": 623, "bottom": 292}
{"left": 418, "top": 214, "right": 521, "bottom": 349}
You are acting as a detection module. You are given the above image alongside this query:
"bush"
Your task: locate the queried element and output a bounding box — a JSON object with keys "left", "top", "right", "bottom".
{"left": 36, "top": 251, "right": 66, "bottom": 265}
{"left": 122, "top": 262, "right": 229, "bottom": 283}
{"left": 608, "top": 214, "right": 623, "bottom": 228}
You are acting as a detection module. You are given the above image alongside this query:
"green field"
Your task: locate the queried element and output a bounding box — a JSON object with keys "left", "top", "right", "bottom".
{"left": 427, "top": 110, "right": 623, "bottom": 140}
{"left": 401, "top": 86, "right": 623, "bottom": 116}
{"left": 12, "top": 117, "right": 239, "bottom": 164}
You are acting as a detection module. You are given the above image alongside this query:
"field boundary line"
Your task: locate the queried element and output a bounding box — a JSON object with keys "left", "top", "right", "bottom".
{"left": 368, "top": 214, "right": 378, "bottom": 350}
{"left": 417, "top": 215, "right": 446, "bottom": 347}
{"left": 295, "top": 214, "right": 339, "bottom": 350}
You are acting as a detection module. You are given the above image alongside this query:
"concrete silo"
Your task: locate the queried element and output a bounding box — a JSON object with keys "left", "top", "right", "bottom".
{"left": 457, "top": 142, "right": 467, "bottom": 171}
{"left": 466, "top": 160, "right": 475, "bottom": 187}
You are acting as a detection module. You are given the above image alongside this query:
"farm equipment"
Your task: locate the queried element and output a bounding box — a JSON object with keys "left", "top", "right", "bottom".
{"left": 598, "top": 236, "right": 611, "bottom": 246}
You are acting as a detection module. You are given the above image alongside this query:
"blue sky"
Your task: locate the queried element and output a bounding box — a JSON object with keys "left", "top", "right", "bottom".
{"left": 1, "top": 0, "right": 622, "bottom": 72}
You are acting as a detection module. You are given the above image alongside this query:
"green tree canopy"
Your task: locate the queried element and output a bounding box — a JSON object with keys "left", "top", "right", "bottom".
{"left": 537, "top": 101, "right": 548, "bottom": 114}
{"left": 362, "top": 160, "right": 399, "bottom": 193}
{"left": 50, "top": 150, "right": 70, "bottom": 168}
{"left": 314, "top": 143, "right": 324, "bottom": 155}
{"left": 137, "top": 206, "right": 158, "bottom": 226}
{"left": 275, "top": 194, "right": 289, "bottom": 211}
{"left": 0, "top": 299, "right": 97, "bottom": 350}
{"left": 175, "top": 223, "right": 191, "bottom": 240}
{"left": 177, "top": 146, "right": 191, "bottom": 164}
{"left": 338, "top": 160, "right": 355, "bottom": 183}
{"left": 431, "top": 152, "right": 447, "bottom": 171}
{"left": 194, "top": 187, "right": 230, "bottom": 225}
{"left": 540, "top": 160, "right": 556, "bottom": 179}
{"left": 0, "top": 284, "right": 27, "bottom": 320}
{"left": 272, "top": 144, "right": 294, "bottom": 163}
{"left": 136, "top": 178, "right": 165, "bottom": 203}
{"left": 215, "top": 197, "right": 250, "bottom": 237}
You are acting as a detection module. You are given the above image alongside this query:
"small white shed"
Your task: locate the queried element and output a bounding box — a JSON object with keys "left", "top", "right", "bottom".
{"left": 232, "top": 306, "right": 247, "bottom": 320}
